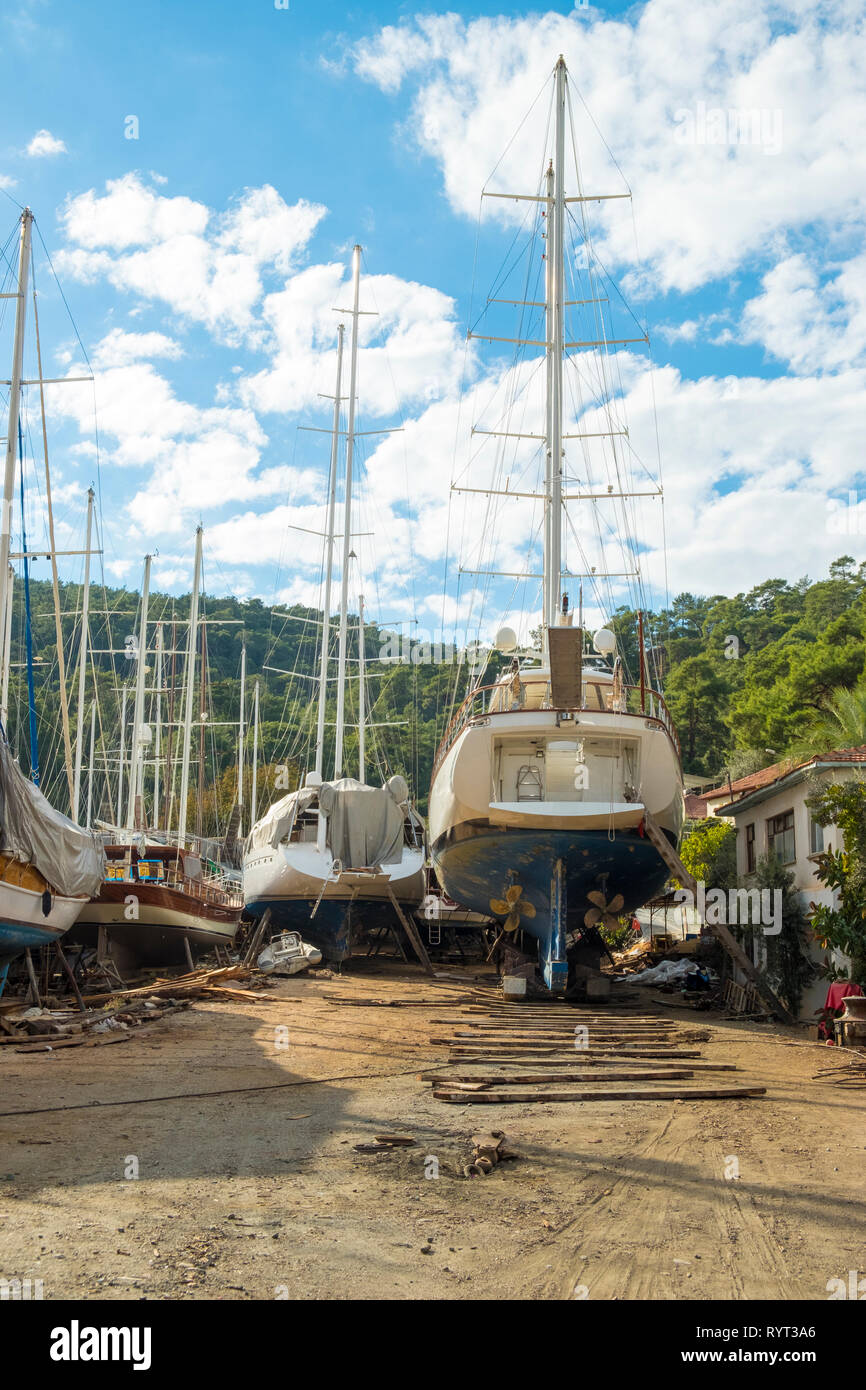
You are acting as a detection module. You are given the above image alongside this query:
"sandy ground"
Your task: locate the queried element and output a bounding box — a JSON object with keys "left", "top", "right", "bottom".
{"left": 1, "top": 961, "right": 863, "bottom": 1301}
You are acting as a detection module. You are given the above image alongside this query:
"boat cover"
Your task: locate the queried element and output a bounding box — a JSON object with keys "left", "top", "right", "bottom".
{"left": 245, "top": 786, "right": 316, "bottom": 855}
{"left": 0, "top": 738, "right": 105, "bottom": 898}
{"left": 245, "top": 777, "right": 408, "bottom": 870}
{"left": 318, "top": 777, "right": 405, "bottom": 869}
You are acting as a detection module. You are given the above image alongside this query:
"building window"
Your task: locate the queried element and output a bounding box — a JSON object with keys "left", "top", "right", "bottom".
{"left": 767, "top": 809, "right": 795, "bottom": 865}
{"left": 809, "top": 817, "right": 824, "bottom": 855}
{"left": 745, "top": 822, "right": 756, "bottom": 873}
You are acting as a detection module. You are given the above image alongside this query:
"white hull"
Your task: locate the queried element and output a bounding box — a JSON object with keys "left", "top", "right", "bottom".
{"left": 0, "top": 879, "right": 87, "bottom": 968}
{"left": 244, "top": 840, "right": 426, "bottom": 910}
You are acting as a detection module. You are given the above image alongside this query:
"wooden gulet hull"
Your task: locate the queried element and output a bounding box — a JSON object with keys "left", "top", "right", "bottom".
{"left": 72, "top": 880, "right": 241, "bottom": 969}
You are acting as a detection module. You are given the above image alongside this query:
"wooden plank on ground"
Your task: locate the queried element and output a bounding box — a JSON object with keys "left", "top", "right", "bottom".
{"left": 433, "top": 1084, "right": 766, "bottom": 1104}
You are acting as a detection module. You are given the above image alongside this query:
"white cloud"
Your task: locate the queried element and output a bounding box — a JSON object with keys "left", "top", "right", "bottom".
{"left": 91, "top": 328, "right": 183, "bottom": 369}
{"left": 352, "top": 2, "right": 866, "bottom": 293}
{"left": 26, "top": 129, "right": 66, "bottom": 158}
{"left": 741, "top": 253, "right": 866, "bottom": 373}
{"left": 239, "top": 260, "right": 467, "bottom": 418}
{"left": 57, "top": 174, "right": 327, "bottom": 344}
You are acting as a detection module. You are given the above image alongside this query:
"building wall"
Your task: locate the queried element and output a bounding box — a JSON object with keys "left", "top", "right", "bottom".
{"left": 728, "top": 769, "right": 856, "bottom": 1020}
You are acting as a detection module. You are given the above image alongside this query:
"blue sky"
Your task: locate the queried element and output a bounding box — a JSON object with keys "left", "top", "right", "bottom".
{"left": 1, "top": 0, "right": 864, "bottom": 642}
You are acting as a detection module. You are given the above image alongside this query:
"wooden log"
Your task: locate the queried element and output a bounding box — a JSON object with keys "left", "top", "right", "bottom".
{"left": 434, "top": 1068, "right": 697, "bottom": 1084}
{"left": 54, "top": 943, "right": 86, "bottom": 1012}
{"left": 433, "top": 1084, "right": 767, "bottom": 1104}
{"left": 242, "top": 908, "right": 272, "bottom": 967}
{"left": 447, "top": 1047, "right": 704, "bottom": 1059}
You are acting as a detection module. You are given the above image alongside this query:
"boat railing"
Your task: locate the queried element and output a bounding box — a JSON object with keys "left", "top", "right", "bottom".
{"left": 432, "top": 678, "right": 681, "bottom": 778}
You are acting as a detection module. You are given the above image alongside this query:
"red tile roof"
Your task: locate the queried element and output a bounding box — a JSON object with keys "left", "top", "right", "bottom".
{"left": 698, "top": 761, "right": 795, "bottom": 803}
{"left": 808, "top": 744, "right": 866, "bottom": 764}
{"left": 710, "top": 745, "right": 866, "bottom": 816}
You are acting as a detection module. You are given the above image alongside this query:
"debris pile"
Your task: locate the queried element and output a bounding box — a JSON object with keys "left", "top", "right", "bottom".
{"left": 0, "top": 996, "right": 189, "bottom": 1052}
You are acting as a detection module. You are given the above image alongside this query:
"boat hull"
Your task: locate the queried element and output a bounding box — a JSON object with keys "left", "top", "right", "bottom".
{"left": 428, "top": 706, "right": 683, "bottom": 991}
{"left": 244, "top": 843, "right": 426, "bottom": 963}
{"left": 0, "top": 881, "right": 87, "bottom": 967}
{"left": 71, "top": 881, "right": 241, "bottom": 969}
{"left": 431, "top": 823, "right": 673, "bottom": 990}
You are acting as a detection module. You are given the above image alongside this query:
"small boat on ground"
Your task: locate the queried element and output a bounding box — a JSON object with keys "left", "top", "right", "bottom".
{"left": 257, "top": 930, "right": 322, "bottom": 976}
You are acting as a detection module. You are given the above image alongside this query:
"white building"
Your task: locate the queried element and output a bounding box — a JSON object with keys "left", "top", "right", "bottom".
{"left": 713, "top": 745, "right": 866, "bottom": 1019}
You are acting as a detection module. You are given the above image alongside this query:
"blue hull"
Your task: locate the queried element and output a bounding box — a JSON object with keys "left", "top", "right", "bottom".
{"left": 0, "top": 921, "right": 67, "bottom": 996}
{"left": 431, "top": 825, "right": 671, "bottom": 992}
{"left": 245, "top": 898, "right": 380, "bottom": 964}
{"left": 0, "top": 921, "right": 66, "bottom": 965}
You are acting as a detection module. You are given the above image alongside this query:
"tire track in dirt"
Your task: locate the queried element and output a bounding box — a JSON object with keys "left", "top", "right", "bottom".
{"left": 518, "top": 1101, "right": 805, "bottom": 1300}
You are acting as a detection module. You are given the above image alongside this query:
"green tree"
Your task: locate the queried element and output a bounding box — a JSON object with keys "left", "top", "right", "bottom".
{"left": 807, "top": 779, "right": 866, "bottom": 985}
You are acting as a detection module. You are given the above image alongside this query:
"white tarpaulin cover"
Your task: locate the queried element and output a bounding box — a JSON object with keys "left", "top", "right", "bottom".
{"left": 319, "top": 778, "right": 405, "bottom": 869}
{"left": 0, "top": 738, "right": 104, "bottom": 898}
{"left": 245, "top": 786, "right": 317, "bottom": 855}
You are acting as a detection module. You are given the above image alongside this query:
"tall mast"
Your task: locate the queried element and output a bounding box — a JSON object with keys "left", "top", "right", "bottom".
{"left": 178, "top": 526, "right": 203, "bottom": 848}
{"left": 153, "top": 622, "right": 163, "bottom": 827}
{"left": 73, "top": 487, "right": 94, "bottom": 822}
{"left": 33, "top": 281, "right": 75, "bottom": 811}
{"left": 334, "top": 246, "right": 362, "bottom": 779}
{"left": 86, "top": 700, "right": 96, "bottom": 829}
{"left": 250, "top": 678, "right": 259, "bottom": 826}
{"left": 1, "top": 567, "right": 13, "bottom": 728}
{"left": 357, "top": 592, "right": 366, "bottom": 783}
{"left": 237, "top": 641, "right": 246, "bottom": 829}
{"left": 544, "top": 56, "right": 566, "bottom": 634}
{"left": 126, "top": 554, "right": 151, "bottom": 830}
{"left": 0, "top": 210, "right": 32, "bottom": 678}
{"left": 315, "top": 323, "right": 345, "bottom": 778}
{"left": 116, "top": 684, "right": 127, "bottom": 826}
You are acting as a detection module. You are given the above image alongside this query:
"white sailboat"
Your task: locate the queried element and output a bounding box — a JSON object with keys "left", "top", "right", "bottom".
{"left": 428, "top": 58, "right": 683, "bottom": 992}
{"left": 0, "top": 208, "right": 104, "bottom": 986}
{"left": 243, "top": 246, "right": 425, "bottom": 962}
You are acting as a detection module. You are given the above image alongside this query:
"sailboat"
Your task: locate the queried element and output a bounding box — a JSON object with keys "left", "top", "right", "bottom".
{"left": 428, "top": 58, "right": 683, "bottom": 993}
{"left": 243, "top": 246, "right": 426, "bottom": 963}
{"left": 0, "top": 208, "right": 104, "bottom": 986}
{"left": 71, "top": 532, "right": 243, "bottom": 969}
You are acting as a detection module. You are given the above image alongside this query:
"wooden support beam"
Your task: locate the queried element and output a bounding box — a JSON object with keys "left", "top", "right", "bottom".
{"left": 386, "top": 884, "right": 434, "bottom": 976}
{"left": 243, "top": 908, "right": 272, "bottom": 967}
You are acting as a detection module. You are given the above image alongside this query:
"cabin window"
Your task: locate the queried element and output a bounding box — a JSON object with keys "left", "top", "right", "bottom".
{"left": 767, "top": 810, "right": 795, "bottom": 865}
{"left": 745, "top": 822, "right": 756, "bottom": 873}
{"left": 809, "top": 817, "right": 824, "bottom": 855}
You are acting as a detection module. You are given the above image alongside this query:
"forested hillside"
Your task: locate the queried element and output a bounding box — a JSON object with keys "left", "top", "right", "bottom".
{"left": 6, "top": 555, "right": 865, "bottom": 832}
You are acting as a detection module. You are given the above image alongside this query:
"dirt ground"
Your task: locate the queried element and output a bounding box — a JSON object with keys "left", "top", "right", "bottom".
{"left": 1, "top": 961, "right": 863, "bottom": 1301}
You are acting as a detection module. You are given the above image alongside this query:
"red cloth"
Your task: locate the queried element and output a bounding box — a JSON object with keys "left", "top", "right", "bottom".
{"left": 824, "top": 981, "right": 863, "bottom": 1012}
{"left": 818, "top": 981, "right": 864, "bottom": 1040}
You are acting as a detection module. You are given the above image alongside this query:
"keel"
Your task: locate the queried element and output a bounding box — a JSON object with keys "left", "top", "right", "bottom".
{"left": 541, "top": 857, "right": 568, "bottom": 993}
